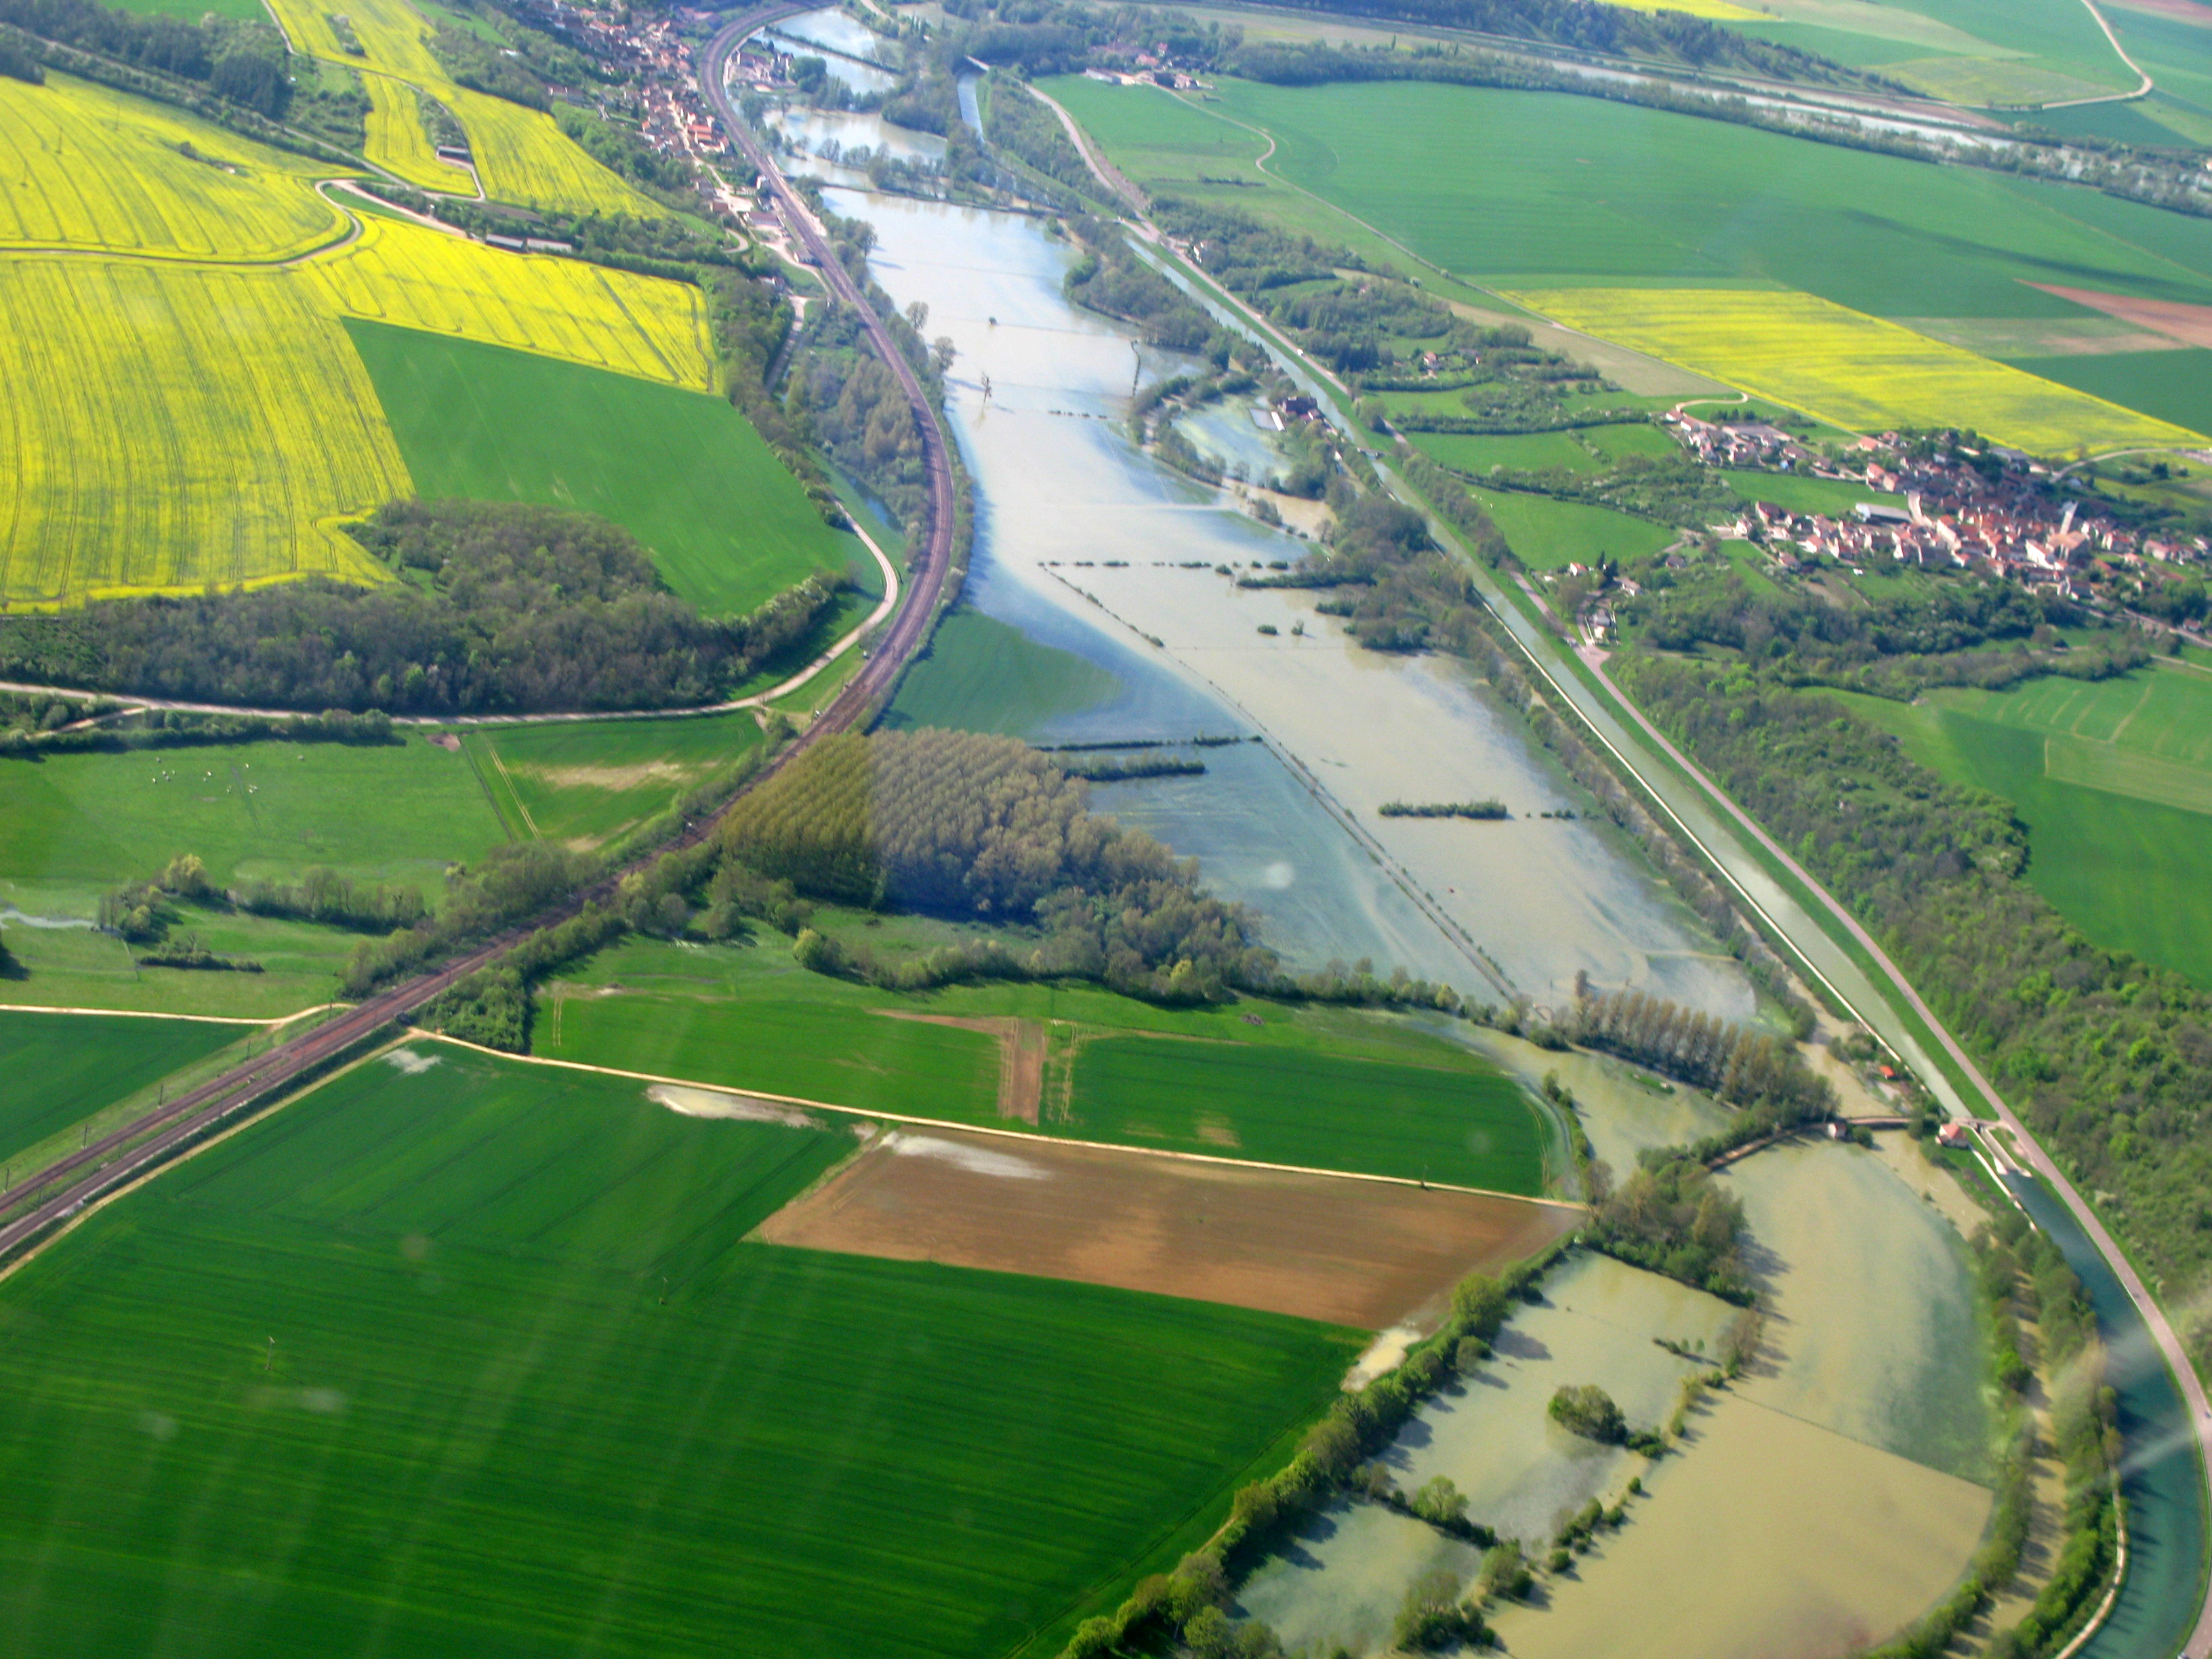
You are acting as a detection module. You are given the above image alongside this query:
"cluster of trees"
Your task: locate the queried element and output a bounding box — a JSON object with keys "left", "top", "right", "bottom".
{"left": 1063, "top": 218, "right": 1227, "bottom": 354}
{"left": 338, "top": 840, "right": 588, "bottom": 997}
{"left": 718, "top": 730, "right": 1277, "bottom": 1002}
{"left": 0, "top": 502, "right": 846, "bottom": 716}
{"left": 1379, "top": 799, "right": 1507, "bottom": 819}
{"left": 1585, "top": 1153, "right": 1753, "bottom": 1301}
{"left": 361, "top": 183, "right": 752, "bottom": 279}
{"left": 234, "top": 869, "right": 427, "bottom": 932}
{"left": 981, "top": 79, "right": 1116, "bottom": 207}
{"left": 795, "top": 304, "right": 937, "bottom": 533}
{"left": 0, "top": 23, "right": 43, "bottom": 80}
{"left": 1622, "top": 654, "right": 2212, "bottom": 1343}
{"left": 552, "top": 106, "right": 700, "bottom": 203}
{"left": 1567, "top": 985, "right": 1832, "bottom": 1122}
{"left": 1547, "top": 1382, "right": 1624, "bottom": 1443}
{"left": 0, "top": 0, "right": 294, "bottom": 116}
{"left": 430, "top": 21, "right": 550, "bottom": 107}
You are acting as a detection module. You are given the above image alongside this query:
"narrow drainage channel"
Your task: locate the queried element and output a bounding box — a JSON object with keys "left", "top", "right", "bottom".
{"left": 2008, "top": 1170, "right": 2210, "bottom": 1659}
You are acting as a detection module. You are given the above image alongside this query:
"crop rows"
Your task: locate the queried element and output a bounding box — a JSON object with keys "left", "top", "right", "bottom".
{"left": 445, "top": 86, "right": 662, "bottom": 218}
{"left": 1510, "top": 286, "right": 2209, "bottom": 454}
{"left": 0, "top": 73, "right": 341, "bottom": 260}
{"left": 0, "top": 258, "right": 407, "bottom": 606}
{"left": 308, "top": 217, "right": 715, "bottom": 389}
{"left": 361, "top": 72, "right": 472, "bottom": 192}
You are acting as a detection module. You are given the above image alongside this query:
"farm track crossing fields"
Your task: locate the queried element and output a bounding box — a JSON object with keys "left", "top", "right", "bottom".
{"left": 0, "top": 1046, "right": 1357, "bottom": 1658}
{"left": 758, "top": 1124, "right": 1580, "bottom": 1328}
{"left": 0, "top": 1009, "right": 239, "bottom": 1167}
{"left": 0, "top": 258, "right": 405, "bottom": 605}
{"left": 0, "top": 75, "right": 345, "bottom": 260}
{"left": 308, "top": 218, "right": 714, "bottom": 390}
{"left": 1505, "top": 289, "right": 2209, "bottom": 453}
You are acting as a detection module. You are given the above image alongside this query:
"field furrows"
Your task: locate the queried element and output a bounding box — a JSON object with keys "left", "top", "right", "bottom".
{"left": 445, "top": 86, "right": 662, "bottom": 218}
{"left": 1511, "top": 287, "right": 2210, "bottom": 453}
{"left": 308, "top": 218, "right": 714, "bottom": 388}
{"left": 0, "top": 75, "right": 343, "bottom": 260}
{"left": 0, "top": 258, "right": 407, "bottom": 605}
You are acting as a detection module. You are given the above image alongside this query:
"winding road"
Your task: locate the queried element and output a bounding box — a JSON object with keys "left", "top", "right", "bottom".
{"left": 0, "top": 18, "right": 958, "bottom": 1270}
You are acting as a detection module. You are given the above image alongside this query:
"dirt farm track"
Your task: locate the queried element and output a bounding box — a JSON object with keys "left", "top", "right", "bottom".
{"left": 756, "top": 1127, "right": 1582, "bottom": 1330}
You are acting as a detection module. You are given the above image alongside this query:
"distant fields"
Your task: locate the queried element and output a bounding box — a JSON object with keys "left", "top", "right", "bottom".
{"left": 0, "top": 732, "right": 503, "bottom": 895}
{"left": 348, "top": 322, "right": 851, "bottom": 613}
{"left": 1505, "top": 288, "right": 2207, "bottom": 453}
{"left": 1048, "top": 75, "right": 2212, "bottom": 452}
{"left": 1065, "top": 1035, "right": 1547, "bottom": 1193}
{"left": 1401, "top": 424, "right": 1675, "bottom": 478}
{"left": 0, "top": 259, "right": 405, "bottom": 606}
{"left": 0, "top": 75, "right": 343, "bottom": 259}
{"left": 1845, "top": 667, "right": 2212, "bottom": 987}
{"left": 0, "top": 1045, "right": 1356, "bottom": 1657}
{"left": 883, "top": 608, "right": 1122, "bottom": 734}
{"left": 462, "top": 712, "right": 764, "bottom": 846}
{"left": 0, "top": 1010, "right": 237, "bottom": 1166}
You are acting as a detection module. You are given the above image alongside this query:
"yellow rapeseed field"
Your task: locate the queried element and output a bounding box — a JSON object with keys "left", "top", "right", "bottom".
{"left": 1593, "top": 0, "right": 1765, "bottom": 18}
{"left": 0, "top": 73, "right": 344, "bottom": 259}
{"left": 361, "top": 72, "right": 473, "bottom": 192}
{"left": 445, "top": 86, "right": 662, "bottom": 218}
{"left": 304, "top": 217, "right": 716, "bottom": 390}
{"left": 266, "top": 0, "right": 657, "bottom": 216}
{"left": 0, "top": 259, "right": 407, "bottom": 607}
{"left": 1507, "top": 287, "right": 2208, "bottom": 455}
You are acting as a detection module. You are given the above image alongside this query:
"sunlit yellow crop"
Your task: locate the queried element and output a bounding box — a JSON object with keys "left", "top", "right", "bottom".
{"left": 1507, "top": 287, "right": 2208, "bottom": 455}
{"left": 445, "top": 86, "right": 661, "bottom": 218}
{"left": 0, "top": 73, "right": 344, "bottom": 259}
{"left": 306, "top": 217, "right": 715, "bottom": 390}
{"left": 0, "top": 259, "right": 407, "bottom": 607}
{"left": 1593, "top": 0, "right": 1767, "bottom": 18}
{"left": 362, "top": 72, "right": 473, "bottom": 192}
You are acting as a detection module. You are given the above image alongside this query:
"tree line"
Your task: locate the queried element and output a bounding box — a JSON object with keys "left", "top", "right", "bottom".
{"left": 1622, "top": 653, "right": 2212, "bottom": 1366}
{"left": 0, "top": 501, "right": 846, "bottom": 716}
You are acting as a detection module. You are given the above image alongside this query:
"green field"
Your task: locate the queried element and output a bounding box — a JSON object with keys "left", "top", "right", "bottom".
{"left": 1065, "top": 1033, "right": 1547, "bottom": 1193}
{"left": 0, "top": 735, "right": 504, "bottom": 897}
{"left": 883, "top": 609, "right": 1122, "bottom": 735}
{"left": 462, "top": 712, "right": 764, "bottom": 846}
{"left": 1721, "top": 471, "right": 1908, "bottom": 517}
{"left": 2006, "top": 349, "right": 2212, "bottom": 442}
{"left": 0, "top": 1010, "right": 239, "bottom": 1167}
{"left": 539, "top": 935, "right": 1553, "bottom": 1189}
{"left": 0, "top": 1044, "right": 1354, "bottom": 1658}
{"left": 1462, "top": 482, "right": 1679, "bottom": 569}
{"left": 1403, "top": 429, "right": 1609, "bottom": 476}
{"left": 346, "top": 321, "right": 863, "bottom": 617}
{"left": 1844, "top": 665, "right": 2212, "bottom": 987}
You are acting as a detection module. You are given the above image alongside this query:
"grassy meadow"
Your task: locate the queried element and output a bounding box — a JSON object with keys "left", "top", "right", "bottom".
{"left": 0, "top": 1044, "right": 1357, "bottom": 1658}
{"left": 0, "top": 1010, "right": 239, "bottom": 1167}
{"left": 1845, "top": 666, "right": 2212, "bottom": 987}
{"left": 461, "top": 712, "right": 763, "bottom": 846}
{"left": 1065, "top": 1033, "right": 1548, "bottom": 1193}
{"left": 1455, "top": 480, "right": 1678, "bottom": 569}
{"left": 882, "top": 609, "right": 1122, "bottom": 735}
{"left": 1721, "top": 471, "right": 1908, "bottom": 517}
{"left": 348, "top": 322, "right": 855, "bottom": 615}
{"left": 537, "top": 935, "right": 1554, "bottom": 1191}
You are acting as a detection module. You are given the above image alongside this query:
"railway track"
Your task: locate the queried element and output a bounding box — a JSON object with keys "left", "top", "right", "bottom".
{"left": 0, "top": 26, "right": 958, "bottom": 1268}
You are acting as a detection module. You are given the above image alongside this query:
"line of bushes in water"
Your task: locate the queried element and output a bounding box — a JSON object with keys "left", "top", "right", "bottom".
{"left": 1379, "top": 799, "right": 1507, "bottom": 819}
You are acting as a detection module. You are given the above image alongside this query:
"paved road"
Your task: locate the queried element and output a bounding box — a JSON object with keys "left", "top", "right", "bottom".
{"left": 0, "top": 26, "right": 958, "bottom": 1269}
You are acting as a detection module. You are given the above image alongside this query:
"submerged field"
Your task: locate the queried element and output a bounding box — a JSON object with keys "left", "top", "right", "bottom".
{"left": 1845, "top": 666, "right": 2212, "bottom": 987}
{"left": 0, "top": 1044, "right": 1357, "bottom": 1657}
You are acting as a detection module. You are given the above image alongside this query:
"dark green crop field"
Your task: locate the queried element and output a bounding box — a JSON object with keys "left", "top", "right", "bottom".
{"left": 461, "top": 712, "right": 763, "bottom": 846}
{"left": 1845, "top": 667, "right": 2212, "bottom": 989}
{"left": 1063, "top": 1034, "right": 1547, "bottom": 1194}
{"left": 0, "top": 1045, "right": 1357, "bottom": 1658}
{"left": 0, "top": 1010, "right": 238, "bottom": 1167}
{"left": 347, "top": 321, "right": 863, "bottom": 617}
{"left": 1721, "top": 472, "right": 1908, "bottom": 517}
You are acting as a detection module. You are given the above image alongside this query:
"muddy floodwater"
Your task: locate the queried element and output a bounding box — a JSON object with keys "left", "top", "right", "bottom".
{"left": 836, "top": 185, "right": 1755, "bottom": 1021}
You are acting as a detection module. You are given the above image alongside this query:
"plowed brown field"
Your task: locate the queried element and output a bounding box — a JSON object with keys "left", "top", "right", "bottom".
{"left": 755, "top": 1128, "right": 1581, "bottom": 1329}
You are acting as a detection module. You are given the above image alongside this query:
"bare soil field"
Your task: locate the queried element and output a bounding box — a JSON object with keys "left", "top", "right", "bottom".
{"left": 754, "top": 1127, "right": 1580, "bottom": 1328}
{"left": 2030, "top": 284, "right": 2212, "bottom": 350}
